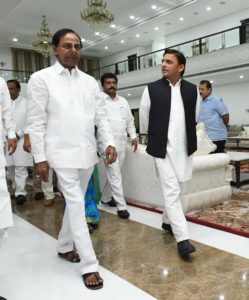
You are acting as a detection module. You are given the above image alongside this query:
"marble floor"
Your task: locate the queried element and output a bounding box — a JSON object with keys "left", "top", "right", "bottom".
{"left": 1, "top": 189, "right": 249, "bottom": 300}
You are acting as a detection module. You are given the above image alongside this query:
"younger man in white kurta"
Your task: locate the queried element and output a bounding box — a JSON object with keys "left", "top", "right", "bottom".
{"left": 97, "top": 73, "right": 137, "bottom": 219}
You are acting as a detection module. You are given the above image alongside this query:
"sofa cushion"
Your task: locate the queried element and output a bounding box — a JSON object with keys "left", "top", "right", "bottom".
{"left": 194, "top": 123, "right": 217, "bottom": 155}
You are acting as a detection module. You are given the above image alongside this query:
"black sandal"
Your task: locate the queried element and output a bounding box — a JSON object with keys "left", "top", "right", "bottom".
{"left": 82, "top": 272, "right": 103, "bottom": 290}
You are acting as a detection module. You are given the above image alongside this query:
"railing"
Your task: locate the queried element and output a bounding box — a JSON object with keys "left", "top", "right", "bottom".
{"left": 0, "top": 69, "right": 32, "bottom": 83}
{"left": 87, "top": 26, "right": 243, "bottom": 79}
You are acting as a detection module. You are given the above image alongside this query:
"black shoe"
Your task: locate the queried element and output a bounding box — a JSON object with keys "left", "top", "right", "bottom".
{"left": 16, "top": 195, "right": 26, "bottom": 205}
{"left": 117, "top": 209, "right": 130, "bottom": 219}
{"left": 0, "top": 296, "right": 7, "bottom": 300}
{"left": 101, "top": 197, "right": 117, "bottom": 207}
{"left": 177, "top": 240, "right": 196, "bottom": 258}
{"left": 34, "top": 192, "right": 44, "bottom": 201}
{"left": 162, "top": 223, "right": 173, "bottom": 235}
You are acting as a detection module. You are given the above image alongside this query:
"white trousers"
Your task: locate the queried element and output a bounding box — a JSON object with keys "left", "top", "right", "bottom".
{"left": 41, "top": 168, "right": 55, "bottom": 200}
{"left": 101, "top": 151, "right": 127, "bottom": 210}
{"left": 7, "top": 166, "right": 28, "bottom": 196}
{"left": 155, "top": 156, "right": 188, "bottom": 243}
{"left": 54, "top": 167, "right": 98, "bottom": 275}
{"left": 0, "top": 168, "right": 13, "bottom": 230}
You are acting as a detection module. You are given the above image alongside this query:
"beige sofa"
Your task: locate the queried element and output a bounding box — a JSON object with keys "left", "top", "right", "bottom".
{"left": 98, "top": 145, "right": 232, "bottom": 214}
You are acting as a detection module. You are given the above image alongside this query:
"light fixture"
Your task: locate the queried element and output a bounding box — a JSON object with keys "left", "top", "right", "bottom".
{"left": 240, "top": 75, "right": 244, "bottom": 79}
{"left": 104, "top": 46, "right": 108, "bottom": 49}
{"left": 120, "top": 40, "right": 125, "bottom": 43}
{"left": 110, "top": 24, "right": 116, "bottom": 28}
{"left": 206, "top": 6, "right": 211, "bottom": 11}
{"left": 81, "top": 38, "right": 86, "bottom": 42}
{"left": 154, "top": 27, "right": 159, "bottom": 30}
{"left": 12, "top": 38, "right": 18, "bottom": 42}
{"left": 180, "top": 17, "right": 184, "bottom": 21}
{"left": 95, "top": 31, "right": 100, "bottom": 35}
{"left": 32, "top": 16, "right": 52, "bottom": 58}
{"left": 136, "top": 34, "right": 140, "bottom": 38}
{"left": 80, "top": 0, "right": 114, "bottom": 32}
{"left": 152, "top": 5, "right": 157, "bottom": 9}
{"left": 130, "top": 15, "right": 135, "bottom": 19}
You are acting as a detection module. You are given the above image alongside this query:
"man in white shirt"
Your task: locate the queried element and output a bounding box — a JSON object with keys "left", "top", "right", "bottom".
{"left": 139, "top": 49, "right": 197, "bottom": 258}
{"left": 6, "top": 80, "right": 33, "bottom": 205}
{"left": 27, "top": 28, "right": 117, "bottom": 290}
{"left": 98, "top": 73, "right": 137, "bottom": 219}
{"left": 0, "top": 77, "right": 16, "bottom": 291}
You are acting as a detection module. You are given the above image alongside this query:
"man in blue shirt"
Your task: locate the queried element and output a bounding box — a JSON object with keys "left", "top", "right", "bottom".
{"left": 198, "top": 80, "right": 229, "bottom": 153}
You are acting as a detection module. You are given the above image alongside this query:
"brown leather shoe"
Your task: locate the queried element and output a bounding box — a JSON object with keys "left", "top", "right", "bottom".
{"left": 43, "top": 198, "right": 54, "bottom": 207}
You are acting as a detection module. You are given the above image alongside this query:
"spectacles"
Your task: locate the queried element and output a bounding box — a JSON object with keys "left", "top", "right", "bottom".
{"left": 59, "top": 44, "right": 82, "bottom": 50}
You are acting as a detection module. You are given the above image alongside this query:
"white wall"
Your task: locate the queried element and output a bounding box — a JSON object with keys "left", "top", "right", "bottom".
{"left": 214, "top": 81, "right": 249, "bottom": 125}
{"left": 164, "top": 9, "right": 249, "bottom": 48}
{"left": 100, "top": 45, "right": 151, "bottom": 67}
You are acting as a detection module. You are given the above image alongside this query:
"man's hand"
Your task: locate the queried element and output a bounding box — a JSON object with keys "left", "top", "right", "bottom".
{"left": 131, "top": 139, "right": 138, "bottom": 152}
{"left": 23, "top": 134, "right": 31, "bottom": 153}
{"left": 105, "top": 146, "right": 117, "bottom": 164}
{"left": 35, "top": 161, "right": 49, "bottom": 182}
{"left": 7, "top": 138, "right": 17, "bottom": 155}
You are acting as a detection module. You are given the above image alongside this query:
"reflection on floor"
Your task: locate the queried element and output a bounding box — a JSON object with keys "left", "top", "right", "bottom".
{"left": 1, "top": 191, "right": 249, "bottom": 300}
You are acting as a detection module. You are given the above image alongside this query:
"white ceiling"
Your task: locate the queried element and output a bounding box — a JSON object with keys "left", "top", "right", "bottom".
{"left": 0, "top": 0, "right": 249, "bottom": 58}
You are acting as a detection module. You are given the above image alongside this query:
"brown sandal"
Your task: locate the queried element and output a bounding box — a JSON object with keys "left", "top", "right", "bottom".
{"left": 82, "top": 272, "right": 103, "bottom": 290}
{"left": 58, "top": 250, "right": 80, "bottom": 263}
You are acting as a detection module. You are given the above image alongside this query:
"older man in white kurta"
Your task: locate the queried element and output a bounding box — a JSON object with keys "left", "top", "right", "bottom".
{"left": 27, "top": 29, "right": 116, "bottom": 289}
{"left": 6, "top": 80, "right": 33, "bottom": 205}
{"left": 0, "top": 77, "right": 16, "bottom": 239}
{"left": 97, "top": 73, "right": 137, "bottom": 219}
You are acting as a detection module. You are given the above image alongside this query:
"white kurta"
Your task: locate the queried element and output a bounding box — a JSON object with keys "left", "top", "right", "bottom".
{"left": 97, "top": 94, "right": 136, "bottom": 153}
{"left": 0, "top": 77, "right": 15, "bottom": 230}
{"left": 139, "top": 83, "right": 192, "bottom": 182}
{"left": 27, "top": 61, "right": 115, "bottom": 168}
{"left": 6, "top": 95, "right": 33, "bottom": 167}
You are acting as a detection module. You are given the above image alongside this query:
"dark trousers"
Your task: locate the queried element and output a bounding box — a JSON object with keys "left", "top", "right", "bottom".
{"left": 211, "top": 140, "right": 226, "bottom": 153}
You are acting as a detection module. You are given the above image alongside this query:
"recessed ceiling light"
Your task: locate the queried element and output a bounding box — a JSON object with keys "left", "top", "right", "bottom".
{"left": 136, "top": 34, "right": 140, "bottom": 38}
{"left": 240, "top": 75, "right": 244, "bottom": 79}
{"left": 104, "top": 46, "right": 108, "bottom": 50}
{"left": 151, "top": 5, "right": 157, "bottom": 9}
{"left": 130, "top": 15, "right": 135, "bottom": 19}
{"left": 81, "top": 38, "right": 86, "bottom": 42}
{"left": 180, "top": 17, "right": 184, "bottom": 21}
{"left": 110, "top": 24, "right": 116, "bottom": 28}
{"left": 95, "top": 32, "right": 100, "bottom": 35}
{"left": 210, "top": 80, "right": 214, "bottom": 83}
{"left": 12, "top": 38, "right": 18, "bottom": 42}
{"left": 121, "top": 40, "right": 125, "bottom": 43}
{"left": 128, "top": 93, "right": 131, "bottom": 96}
{"left": 154, "top": 27, "right": 159, "bottom": 30}
{"left": 206, "top": 6, "right": 211, "bottom": 11}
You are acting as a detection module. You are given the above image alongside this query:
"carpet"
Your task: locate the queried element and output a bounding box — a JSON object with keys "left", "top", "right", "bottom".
{"left": 186, "top": 194, "right": 249, "bottom": 238}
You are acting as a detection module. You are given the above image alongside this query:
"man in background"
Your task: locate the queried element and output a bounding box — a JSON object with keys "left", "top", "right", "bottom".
{"left": 198, "top": 80, "right": 229, "bottom": 153}
{"left": 98, "top": 72, "right": 138, "bottom": 219}
{"left": 0, "top": 77, "right": 17, "bottom": 300}
{"left": 6, "top": 80, "right": 33, "bottom": 205}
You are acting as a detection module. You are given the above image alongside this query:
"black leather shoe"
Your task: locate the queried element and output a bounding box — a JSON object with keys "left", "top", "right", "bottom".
{"left": 34, "top": 192, "right": 44, "bottom": 201}
{"left": 117, "top": 210, "right": 130, "bottom": 219}
{"left": 0, "top": 296, "right": 7, "bottom": 300}
{"left": 101, "top": 197, "right": 117, "bottom": 207}
{"left": 177, "top": 240, "right": 196, "bottom": 258}
{"left": 161, "top": 223, "right": 173, "bottom": 235}
{"left": 16, "top": 195, "right": 26, "bottom": 205}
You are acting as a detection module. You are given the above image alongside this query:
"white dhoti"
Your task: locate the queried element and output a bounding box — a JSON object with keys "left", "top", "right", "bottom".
{"left": 100, "top": 151, "right": 127, "bottom": 210}
{"left": 54, "top": 167, "right": 98, "bottom": 275}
